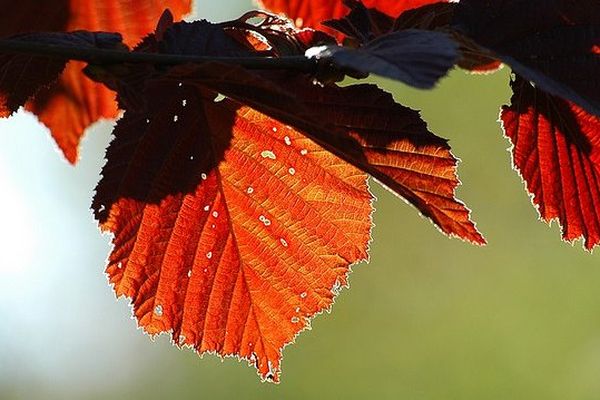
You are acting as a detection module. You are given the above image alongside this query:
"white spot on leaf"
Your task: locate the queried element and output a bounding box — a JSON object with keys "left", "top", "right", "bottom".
{"left": 259, "top": 215, "right": 271, "bottom": 226}
{"left": 154, "top": 305, "right": 163, "bottom": 317}
{"left": 206, "top": 252, "right": 213, "bottom": 259}
{"left": 261, "top": 150, "right": 276, "bottom": 160}
{"left": 284, "top": 136, "right": 292, "bottom": 146}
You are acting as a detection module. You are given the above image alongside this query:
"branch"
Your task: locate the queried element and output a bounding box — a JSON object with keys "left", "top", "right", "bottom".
{"left": 0, "top": 38, "right": 319, "bottom": 72}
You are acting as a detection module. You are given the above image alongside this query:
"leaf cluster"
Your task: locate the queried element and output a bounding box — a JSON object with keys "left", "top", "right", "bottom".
{"left": 1, "top": 0, "right": 599, "bottom": 382}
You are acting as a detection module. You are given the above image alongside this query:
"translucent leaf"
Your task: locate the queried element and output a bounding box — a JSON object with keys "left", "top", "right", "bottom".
{"left": 501, "top": 77, "right": 600, "bottom": 250}
{"left": 93, "top": 80, "right": 373, "bottom": 382}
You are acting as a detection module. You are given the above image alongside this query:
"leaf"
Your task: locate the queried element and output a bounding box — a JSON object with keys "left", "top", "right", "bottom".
{"left": 93, "top": 79, "right": 373, "bottom": 382}
{"left": 323, "top": 0, "right": 501, "bottom": 74}
{"left": 86, "top": 16, "right": 484, "bottom": 382}
{"left": 454, "top": 0, "right": 600, "bottom": 116}
{"left": 0, "top": 32, "right": 125, "bottom": 117}
{"left": 0, "top": 0, "right": 192, "bottom": 163}
{"left": 322, "top": 0, "right": 396, "bottom": 43}
{"left": 308, "top": 29, "right": 458, "bottom": 88}
{"left": 140, "top": 62, "right": 485, "bottom": 245}
{"left": 258, "top": 0, "right": 443, "bottom": 29}
{"left": 152, "top": 18, "right": 484, "bottom": 244}
{"left": 501, "top": 77, "right": 600, "bottom": 250}
{"left": 226, "top": 74, "right": 485, "bottom": 244}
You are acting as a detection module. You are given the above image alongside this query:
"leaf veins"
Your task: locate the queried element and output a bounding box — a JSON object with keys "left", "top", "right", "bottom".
{"left": 93, "top": 79, "right": 373, "bottom": 382}
{"left": 87, "top": 14, "right": 484, "bottom": 381}
{"left": 502, "top": 77, "right": 600, "bottom": 250}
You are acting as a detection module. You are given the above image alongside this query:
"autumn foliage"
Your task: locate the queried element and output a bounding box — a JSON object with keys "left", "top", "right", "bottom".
{"left": 1, "top": 0, "right": 599, "bottom": 383}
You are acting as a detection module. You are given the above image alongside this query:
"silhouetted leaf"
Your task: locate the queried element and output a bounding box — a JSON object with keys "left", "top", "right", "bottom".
{"left": 454, "top": 0, "right": 600, "bottom": 116}
{"left": 323, "top": 0, "right": 501, "bottom": 73}
{"left": 0, "top": 31, "right": 124, "bottom": 116}
{"left": 308, "top": 29, "right": 458, "bottom": 88}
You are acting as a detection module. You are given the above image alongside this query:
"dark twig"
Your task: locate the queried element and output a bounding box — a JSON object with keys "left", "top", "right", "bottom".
{"left": 0, "top": 38, "right": 319, "bottom": 72}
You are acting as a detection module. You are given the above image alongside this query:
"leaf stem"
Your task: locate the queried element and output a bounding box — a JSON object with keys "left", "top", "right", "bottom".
{"left": 0, "top": 38, "right": 318, "bottom": 72}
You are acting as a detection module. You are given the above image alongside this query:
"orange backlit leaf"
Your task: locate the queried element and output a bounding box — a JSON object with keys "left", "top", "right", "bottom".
{"left": 502, "top": 77, "right": 600, "bottom": 250}
{"left": 182, "top": 65, "right": 484, "bottom": 244}
{"left": 0, "top": 0, "right": 192, "bottom": 163}
{"left": 93, "top": 79, "right": 373, "bottom": 382}
{"left": 84, "top": 14, "right": 483, "bottom": 381}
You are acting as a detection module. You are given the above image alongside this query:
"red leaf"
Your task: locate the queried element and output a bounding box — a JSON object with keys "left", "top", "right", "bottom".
{"left": 198, "top": 70, "right": 485, "bottom": 244}
{"left": 93, "top": 80, "right": 373, "bottom": 382}
{"left": 258, "top": 0, "right": 443, "bottom": 29}
{"left": 0, "top": 0, "right": 192, "bottom": 163}
{"left": 87, "top": 16, "right": 484, "bottom": 381}
{"left": 501, "top": 77, "right": 600, "bottom": 250}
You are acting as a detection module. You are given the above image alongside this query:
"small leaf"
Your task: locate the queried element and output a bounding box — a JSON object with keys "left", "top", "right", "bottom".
{"left": 501, "top": 77, "right": 600, "bottom": 250}
{"left": 308, "top": 29, "right": 458, "bottom": 88}
{"left": 323, "top": 0, "right": 501, "bottom": 74}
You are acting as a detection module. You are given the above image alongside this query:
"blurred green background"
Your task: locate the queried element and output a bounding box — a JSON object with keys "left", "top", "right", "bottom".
{"left": 2, "top": 1, "right": 600, "bottom": 399}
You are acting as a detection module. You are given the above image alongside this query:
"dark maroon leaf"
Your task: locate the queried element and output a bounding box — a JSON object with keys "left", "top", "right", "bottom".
{"left": 322, "top": 0, "right": 395, "bottom": 44}
{"left": 323, "top": 0, "right": 500, "bottom": 74}
{"left": 454, "top": 0, "right": 600, "bottom": 116}
{"left": 310, "top": 29, "right": 458, "bottom": 88}
{"left": 0, "top": 31, "right": 124, "bottom": 116}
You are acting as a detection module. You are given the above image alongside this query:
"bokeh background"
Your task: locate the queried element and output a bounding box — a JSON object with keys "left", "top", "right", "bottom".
{"left": 2, "top": 1, "right": 600, "bottom": 399}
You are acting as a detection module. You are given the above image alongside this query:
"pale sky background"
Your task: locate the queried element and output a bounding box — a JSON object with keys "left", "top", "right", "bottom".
{"left": 0, "top": 1, "right": 251, "bottom": 396}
